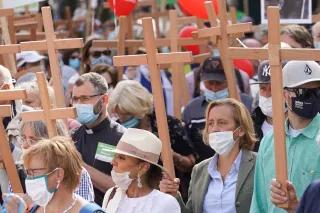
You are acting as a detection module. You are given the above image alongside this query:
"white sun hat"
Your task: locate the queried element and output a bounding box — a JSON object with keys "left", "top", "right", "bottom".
{"left": 114, "top": 128, "right": 164, "bottom": 169}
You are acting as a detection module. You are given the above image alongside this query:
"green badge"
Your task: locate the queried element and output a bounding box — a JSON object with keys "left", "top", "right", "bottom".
{"left": 95, "top": 142, "right": 116, "bottom": 163}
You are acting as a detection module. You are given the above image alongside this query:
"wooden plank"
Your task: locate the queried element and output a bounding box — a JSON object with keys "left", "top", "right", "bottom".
{"left": 267, "top": 7, "right": 288, "bottom": 207}
{"left": 215, "top": 0, "right": 239, "bottom": 100}
{"left": 41, "top": 7, "right": 65, "bottom": 108}
{"left": 0, "top": 90, "right": 27, "bottom": 101}
{"left": 141, "top": 17, "right": 175, "bottom": 178}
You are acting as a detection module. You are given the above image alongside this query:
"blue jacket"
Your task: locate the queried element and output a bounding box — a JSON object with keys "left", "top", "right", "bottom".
{"left": 297, "top": 180, "right": 320, "bottom": 213}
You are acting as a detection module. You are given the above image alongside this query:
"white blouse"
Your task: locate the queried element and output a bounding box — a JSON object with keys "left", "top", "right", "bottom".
{"left": 103, "top": 189, "right": 181, "bottom": 213}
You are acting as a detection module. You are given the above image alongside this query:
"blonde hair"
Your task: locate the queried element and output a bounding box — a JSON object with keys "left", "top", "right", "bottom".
{"left": 202, "top": 98, "right": 256, "bottom": 150}
{"left": 23, "top": 136, "right": 83, "bottom": 191}
{"left": 108, "top": 80, "right": 153, "bottom": 118}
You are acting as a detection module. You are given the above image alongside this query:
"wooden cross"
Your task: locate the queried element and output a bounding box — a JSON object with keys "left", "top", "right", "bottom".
{"left": 227, "top": 6, "right": 320, "bottom": 205}
{"left": 21, "top": 72, "right": 77, "bottom": 138}
{"left": 0, "top": 7, "right": 17, "bottom": 75}
{"left": 0, "top": 89, "right": 27, "bottom": 192}
{"left": 113, "top": 17, "right": 193, "bottom": 178}
{"left": 92, "top": 14, "right": 209, "bottom": 119}
{"left": 20, "top": 6, "right": 84, "bottom": 108}
{"left": 192, "top": 0, "right": 253, "bottom": 100}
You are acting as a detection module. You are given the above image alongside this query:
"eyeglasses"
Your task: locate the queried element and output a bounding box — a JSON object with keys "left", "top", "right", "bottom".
{"left": 71, "top": 94, "right": 102, "bottom": 103}
{"left": 91, "top": 50, "right": 110, "bottom": 58}
{"left": 25, "top": 168, "right": 48, "bottom": 177}
{"left": 26, "top": 167, "right": 59, "bottom": 179}
{"left": 20, "top": 136, "right": 40, "bottom": 146}
{"left": 285, "top": 88, "right": 320, "bottom": 98}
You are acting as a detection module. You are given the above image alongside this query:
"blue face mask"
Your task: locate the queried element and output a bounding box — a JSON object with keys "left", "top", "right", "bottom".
{"left": 90, "top": 55, "right": 112, "bottom": 66}
{"left": 69, "top": 58, "right": 80, "bottom": 70}
{"left": 75, "top": 104, "right": 100, "bottom": 126}
{"left": 204, "top": 88, "right": 229, "bottom": 102}
{"left": 122, "top": 117, "right": 140, "bottom": 128}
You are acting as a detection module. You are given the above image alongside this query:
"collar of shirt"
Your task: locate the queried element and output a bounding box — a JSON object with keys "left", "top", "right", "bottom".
{"left": 207, "top": 150, "right": 243, "bottom": 179}
{"left": 85, "top": 117, "right": 110, "bottom": 134}
{"left": 285, "top": 113, "right": 320, "bottom": 139}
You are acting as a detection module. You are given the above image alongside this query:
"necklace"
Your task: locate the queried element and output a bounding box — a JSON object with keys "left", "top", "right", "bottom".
{"left": 62, "top": 195, "right": 77, "bottom": 213}
{"left": 44, "top": 194, "right": 77, "bottom": 213}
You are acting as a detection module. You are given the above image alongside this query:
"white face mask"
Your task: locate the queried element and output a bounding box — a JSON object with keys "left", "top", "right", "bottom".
{"left": 208, "top": 128, "right": 239, "bottom": 156}
{"left": 25, "top": 169, "right": 59, "bottom": 207}
{"left": 111, "top": 170, "right": 133, "bottom": 191}
{"left": 259, "top": 95, "right": 273, "bottom": 117}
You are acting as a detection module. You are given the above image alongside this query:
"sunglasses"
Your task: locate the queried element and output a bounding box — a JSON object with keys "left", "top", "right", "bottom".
{"left": 91, "top": 50, "right": 110, "bottom": 58}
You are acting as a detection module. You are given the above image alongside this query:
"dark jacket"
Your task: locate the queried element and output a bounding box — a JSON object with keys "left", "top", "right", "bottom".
{"left": 297, "top": 180, "right": 320, "bottom": 213}
{"left": 251, "top": 106, "right": 267, "bottom": 152}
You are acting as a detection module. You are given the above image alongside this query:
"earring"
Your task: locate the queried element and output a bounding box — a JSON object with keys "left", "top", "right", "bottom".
{"left": 137, "top": 173, "right": 142, "bottom": 188}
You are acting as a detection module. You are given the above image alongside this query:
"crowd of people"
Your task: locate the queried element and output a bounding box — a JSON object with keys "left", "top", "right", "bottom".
{"left": 1, "top": 0, "right": 320, "bottom": 213}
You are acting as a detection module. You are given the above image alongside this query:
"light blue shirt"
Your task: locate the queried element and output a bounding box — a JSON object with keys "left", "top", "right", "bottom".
{"left": 203, "top": 150, "right": 242, "bottom": 213}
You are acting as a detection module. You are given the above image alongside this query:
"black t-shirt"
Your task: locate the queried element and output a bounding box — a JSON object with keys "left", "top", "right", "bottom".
{"left": 72, "top": 118, "right": 126, "bottom": 205}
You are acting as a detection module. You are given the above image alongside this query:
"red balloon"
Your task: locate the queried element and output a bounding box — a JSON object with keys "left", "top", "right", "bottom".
{"left": 108, "top": 0, "right": 137, "bottom": 16}
{"left": 179, "top": 26, "right": 200, "bottom": 55}
{"left": 178, "top": 0, "right": 219, "bottom": 19}
{"left": 233, "top": 59, "right": 254, "bottom": 78}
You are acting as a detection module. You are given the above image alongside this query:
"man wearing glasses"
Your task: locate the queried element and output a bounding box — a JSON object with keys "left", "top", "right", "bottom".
{"left": 250, "top": 60, "right": 320, "bottom": 213}
{"left": 71, "top": 72, "right": 126, "bottom": 205}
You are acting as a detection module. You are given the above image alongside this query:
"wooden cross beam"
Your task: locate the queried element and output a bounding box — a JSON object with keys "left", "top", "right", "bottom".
{"left": 227, "top": 6, "right": 320, "bottom": 205}
{"left": 92, "top": 15, "right": 208, "bottom": 78}
{"left": 192, "top": 0, "right": 253, "bottom": 100}
{"left": 113, "top": 17, "right": 193, "bottom": 178}
{"left": 0, "top": 89, "right": 27, "bottom": 193}
{"left": 0, "top": 8, "right": 17, "bottom": 75}
{"left": 20, "top": 6, "right": 84, "bottom": 108}
{"left": 21, "top": 72, "right": 77, "bottom": 138}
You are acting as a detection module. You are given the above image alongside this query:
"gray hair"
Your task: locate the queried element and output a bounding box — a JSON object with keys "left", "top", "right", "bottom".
{"left": 108, "top": 80, "right": 153, "bottom": 118}
{"left": 16, "top": 81, "right": 56, "bottom": 107}
{"left": 20, "top": 119, "right": 69, "bottom": 139}
{"left": 75, "top": 72, "right": 108, "bottom": 95}
{"left": 0, "top": 65, "right": 13, "bottom": 85}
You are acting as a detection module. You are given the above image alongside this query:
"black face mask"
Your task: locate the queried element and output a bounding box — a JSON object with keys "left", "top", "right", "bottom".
{"left": 290, "top": 88, "right": 320, "bottom": 119}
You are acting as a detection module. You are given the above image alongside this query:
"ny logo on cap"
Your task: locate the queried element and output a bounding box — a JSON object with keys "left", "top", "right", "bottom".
{"left": 262, "top": 65, "right": 271, "bottom": 77}
{"left": 304, "top": 64, "right": 312, "bottom": 75}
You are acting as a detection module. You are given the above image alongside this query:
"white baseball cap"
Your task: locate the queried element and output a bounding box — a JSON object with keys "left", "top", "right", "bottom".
{"left": 283, "top": 61, "right": 320, "bottom": 88}
{"left": 112, "top": 128, "right": 164, "bottom": 169}
{"left": 16, "top": 51, "right": 46, "bottom": 68}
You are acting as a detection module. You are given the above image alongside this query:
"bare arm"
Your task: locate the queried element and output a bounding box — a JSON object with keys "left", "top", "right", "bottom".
{"left": 83, "top": 163, "right": 114, "bottom": 193}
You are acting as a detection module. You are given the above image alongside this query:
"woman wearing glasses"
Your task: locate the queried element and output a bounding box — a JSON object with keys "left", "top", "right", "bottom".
{"left": 4, "top": 137, "right": 105, "bottom": 213}
{"left": 14, "top": 119, "right": 95, "bottom": 202}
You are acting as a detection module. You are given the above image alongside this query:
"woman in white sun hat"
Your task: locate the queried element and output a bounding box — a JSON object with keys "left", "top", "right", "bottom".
{"left": 102, "top": 128, "right": 181, "bottom": 213}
